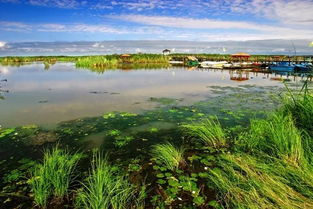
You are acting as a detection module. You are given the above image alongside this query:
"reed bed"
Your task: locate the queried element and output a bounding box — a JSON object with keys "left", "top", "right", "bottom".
{"left": 183, "top": 117, "right": 227, "bottom": 148}
{"left": 202, "top": 83, "right": 313, "bottom": 209}
{"left": 29, "top": 147, "right": 82, "bottom": 208}
{"left": 75, "top": 153, "right": 138, "bottom": 209}
{"left": 151, "top": 142, "right": 185, "bottom": 171}
{"left": 207, "top": 154, "right": 313, "bottom": 209}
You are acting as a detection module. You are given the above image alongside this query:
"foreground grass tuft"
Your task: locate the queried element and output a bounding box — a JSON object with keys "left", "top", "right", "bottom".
{"left": 207, "top": 153, "right": 313, "bottom": 209}
{"left": 183, "top": 117, "right": 227, "bottom": 148}
{"left": 75, "top": 153, "right": 138, "bottom": 209}
{"left": 283, "top": 80, "right": 313, "bottom": 137}
{"left": 29, "top": 147, "right": 82, "bottom": 207}
{"left": 151, "top": 142, "right": 185, "bottom": 171}
{"left": 247, "top": 112, "right": 306, "bottom": 166}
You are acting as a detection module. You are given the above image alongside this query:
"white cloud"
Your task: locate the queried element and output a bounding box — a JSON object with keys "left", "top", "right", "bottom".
{"left": 0, "top": 21, "right": 32, "bottom": 31}
{"left": 28, "top": 0, "right": 84, "bottom": 9}
{"left": 0, "top": 21, "right": 129, "bottom": 34}
{"left": 0, "top": 41, "right": 6, "bottom": 48}
{"left": 105, "top": 0, "right": 172, "bottom": 11}
{"left": 224, "top": 0, "right": 313, "bottom": 25}
{"left": 111, "top": 14, "right": 313, "bottom": 40}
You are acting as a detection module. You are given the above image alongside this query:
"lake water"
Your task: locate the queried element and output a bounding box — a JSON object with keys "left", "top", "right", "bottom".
{"left": 0, "top": 62, "right": 304, "bottom": 128}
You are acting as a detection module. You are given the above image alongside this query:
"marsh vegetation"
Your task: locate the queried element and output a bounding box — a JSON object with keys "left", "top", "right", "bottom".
{"left": 0, "top": 60, "right": 313, "bottom": 208}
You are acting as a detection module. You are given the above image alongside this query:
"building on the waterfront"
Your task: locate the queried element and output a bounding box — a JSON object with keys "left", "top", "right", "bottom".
{"left": 163, "top": 49, "right": 171, "bottom": 55}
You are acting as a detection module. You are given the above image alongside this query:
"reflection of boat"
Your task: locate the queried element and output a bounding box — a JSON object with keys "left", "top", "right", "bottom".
{"left": 187, "top": 60, "right": 199, "bottom": 67}
{"left": 269, "top": 62, "right": 295, "bottom": 72}
{"left": 169, "top": 60, "right": 184, "bottom": 64}
{"left": 223, "top": 62, "right": 243, "bottom": 69}
{"left": 294, "top": 63, "right": 313, "bottom": 72}
{"left": 200, "top": 61, "right": 227, "bottom": 69}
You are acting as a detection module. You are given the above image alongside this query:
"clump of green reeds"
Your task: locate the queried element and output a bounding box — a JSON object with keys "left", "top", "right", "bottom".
{"left": 151, "top": 142, "right": 185, "bottom": 171}
{"left": 205, "top": 81, "right": 313, "bottom": 209}
{"left": 283, "top": 80, "right": 313, "bottom": 137}
{"left": 30, "top": 165, "right": 51, "bottom": 208}
{"left": 247, "top": 111, "right": 306, "bottom": 166}
{"left": 75, "top": 54, "right": 169, "bottom": 69}
{"left": 76, "top": 55, "right": 119, "bottom": 69}
{"left": 29, "top": 147, "right": 82, "bottom": 208}
{"left": 75, "top": 153, "right": 138, "bottom": 209}
{"left": 129, "top": 54, "right": 169, "bottom": 63}
{"left": 207, "top": 153, "right": 313, "bottom": 209}
{"left": 183, "top": 117, "right": 227, "bottom": 148}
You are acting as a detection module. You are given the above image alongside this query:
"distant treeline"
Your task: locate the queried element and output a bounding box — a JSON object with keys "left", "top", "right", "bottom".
{"left": 0, "top": 53, "right": 312, "bottom": 67}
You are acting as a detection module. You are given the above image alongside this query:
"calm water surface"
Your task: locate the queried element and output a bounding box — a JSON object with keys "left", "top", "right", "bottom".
{"left": 0, "top": 62, "right": 304, "bottom": 127}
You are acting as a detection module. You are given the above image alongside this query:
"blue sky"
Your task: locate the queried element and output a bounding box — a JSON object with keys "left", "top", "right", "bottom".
{"left": 0, "top": 0, "right": 313, "bottom": 45}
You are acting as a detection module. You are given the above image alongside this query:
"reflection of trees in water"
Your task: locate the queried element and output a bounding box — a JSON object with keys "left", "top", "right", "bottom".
{"left": 0, "top": 76, "right": 8, "bottom": 100}
{"left": 78, "top": 63, "right": 171, "bottom": 74}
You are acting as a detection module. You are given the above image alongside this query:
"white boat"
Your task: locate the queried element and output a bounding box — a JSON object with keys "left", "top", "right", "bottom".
{"left": 200, "top": 61, "right": 228, "bottom": 69}
{"left": 222, "top": 63, "right": 232, "bottom": 68}
{"left": 169, "top": 60, "right": 184, "bottom": 64}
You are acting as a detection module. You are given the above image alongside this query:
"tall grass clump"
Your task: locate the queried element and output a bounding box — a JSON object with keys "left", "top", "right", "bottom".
{"left": 76, "top": 55, "right": 119, "bottom": 68}
{"left": 29, "top": 165, "right": 51, "bottom": 208}
{"left": 183, "top": 117, "right": 227, "bottom": 148}
{"left": 247, "top": 112, "right": 306, "bottom": 166}
{"left": 151, "top": 142, "right": 185, "bottom": 171}
{"left": 43, "top": 147, "right": 82, "bottom": 198}
{"left": 75, "top": 153, "right": 138, "bottom": 209}
{"left": 283, "top": 80, "right": 313, "bottom": 137}
{"left": 29, "top": 147, "right": 82, "bottom": 207}
{"left": 204, "top": 82, "right": 313, "bottom": 208}
{"left": 207, "top": 154, "right": 313, "bottom": 209}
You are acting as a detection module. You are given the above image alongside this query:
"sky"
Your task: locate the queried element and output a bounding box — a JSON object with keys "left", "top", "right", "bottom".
{"left": 0, "top": 0, "right": 313, "bottom": 55}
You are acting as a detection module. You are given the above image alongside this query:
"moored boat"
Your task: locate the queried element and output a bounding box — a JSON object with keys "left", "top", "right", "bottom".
{"left": 200, "top": 61, "right": 228, "bottom": 68}
{"left": 294, "top": 63, "right": 313, "bottom": 72}
{"left": 269, "top": 62, "right": 295, "bottom": 72}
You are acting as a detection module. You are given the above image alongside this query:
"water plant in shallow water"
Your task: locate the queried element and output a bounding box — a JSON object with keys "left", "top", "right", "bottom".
{"left": 206, "top": 153, "right": 313, "bottom": 209}
{"left": 283, "top": 80, "right": 313, "bottom": 137}
{"left": 29, "top": 147, "right": 82, "bottom": 207}
{"left": 247, "top": 111, "right": 307, "bottom": 166}
{"left": 183, "top": 117, "right": 227, "bottom": 149}
{"left": 0, "top": 128, "right": 15, "bottom": 138}
{"left": 75, "top": 153, "right": 139, "bottom": 209}
{"left": 113, "top": 135, "right": 134, "bottom": 147}
{"left": 103, "top": 112, "right": 117, "bottom": 119}
{"left": 151, "top": 142, "right": 185, "bottom": 171}
{"left": 29, "top": 165, "right": 51, "bottom": 208}
{"left": 108, "top": 129, "right": 121, "bottom": 136}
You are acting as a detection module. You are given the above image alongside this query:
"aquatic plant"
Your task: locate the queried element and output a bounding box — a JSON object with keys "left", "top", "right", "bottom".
{"left": 103, "top": 112, "right": 117, "bottom": 119}
{"left": 75, "top": 54, "right": 169, "bottom": 70}
{"left": 206, "top": 153, "right": 313, "bottom": 209}
{"left": 183, "top": 117, "right": 227, "bottom": 148}
{"left": 29, "top": 147, "right": 82, "bottom": 207}
{"left": 151, "top": 142, "right": 185, "bottom": 171}
{"left": 75, "top": 153, "right": 137, "bottom": 209}
{"left": 283, "top": 80, "right": 313, "bottom": 137}
{"left": 29, "top": 165, "right": 51, "bottom": 208}
{"left": 114, "top": 135, "right": 134, "bottom": 147}
{"left": 149, "top": 97, "right": 179, "bottom": 105}
{"left": 42, "top": 147, "right": 82, "bottom": 199}
{"left": 0, "top": 128, "right": 15, "bottom": 138}
{"left": 247, "top": 111, "right": 307, "bottom": 166}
